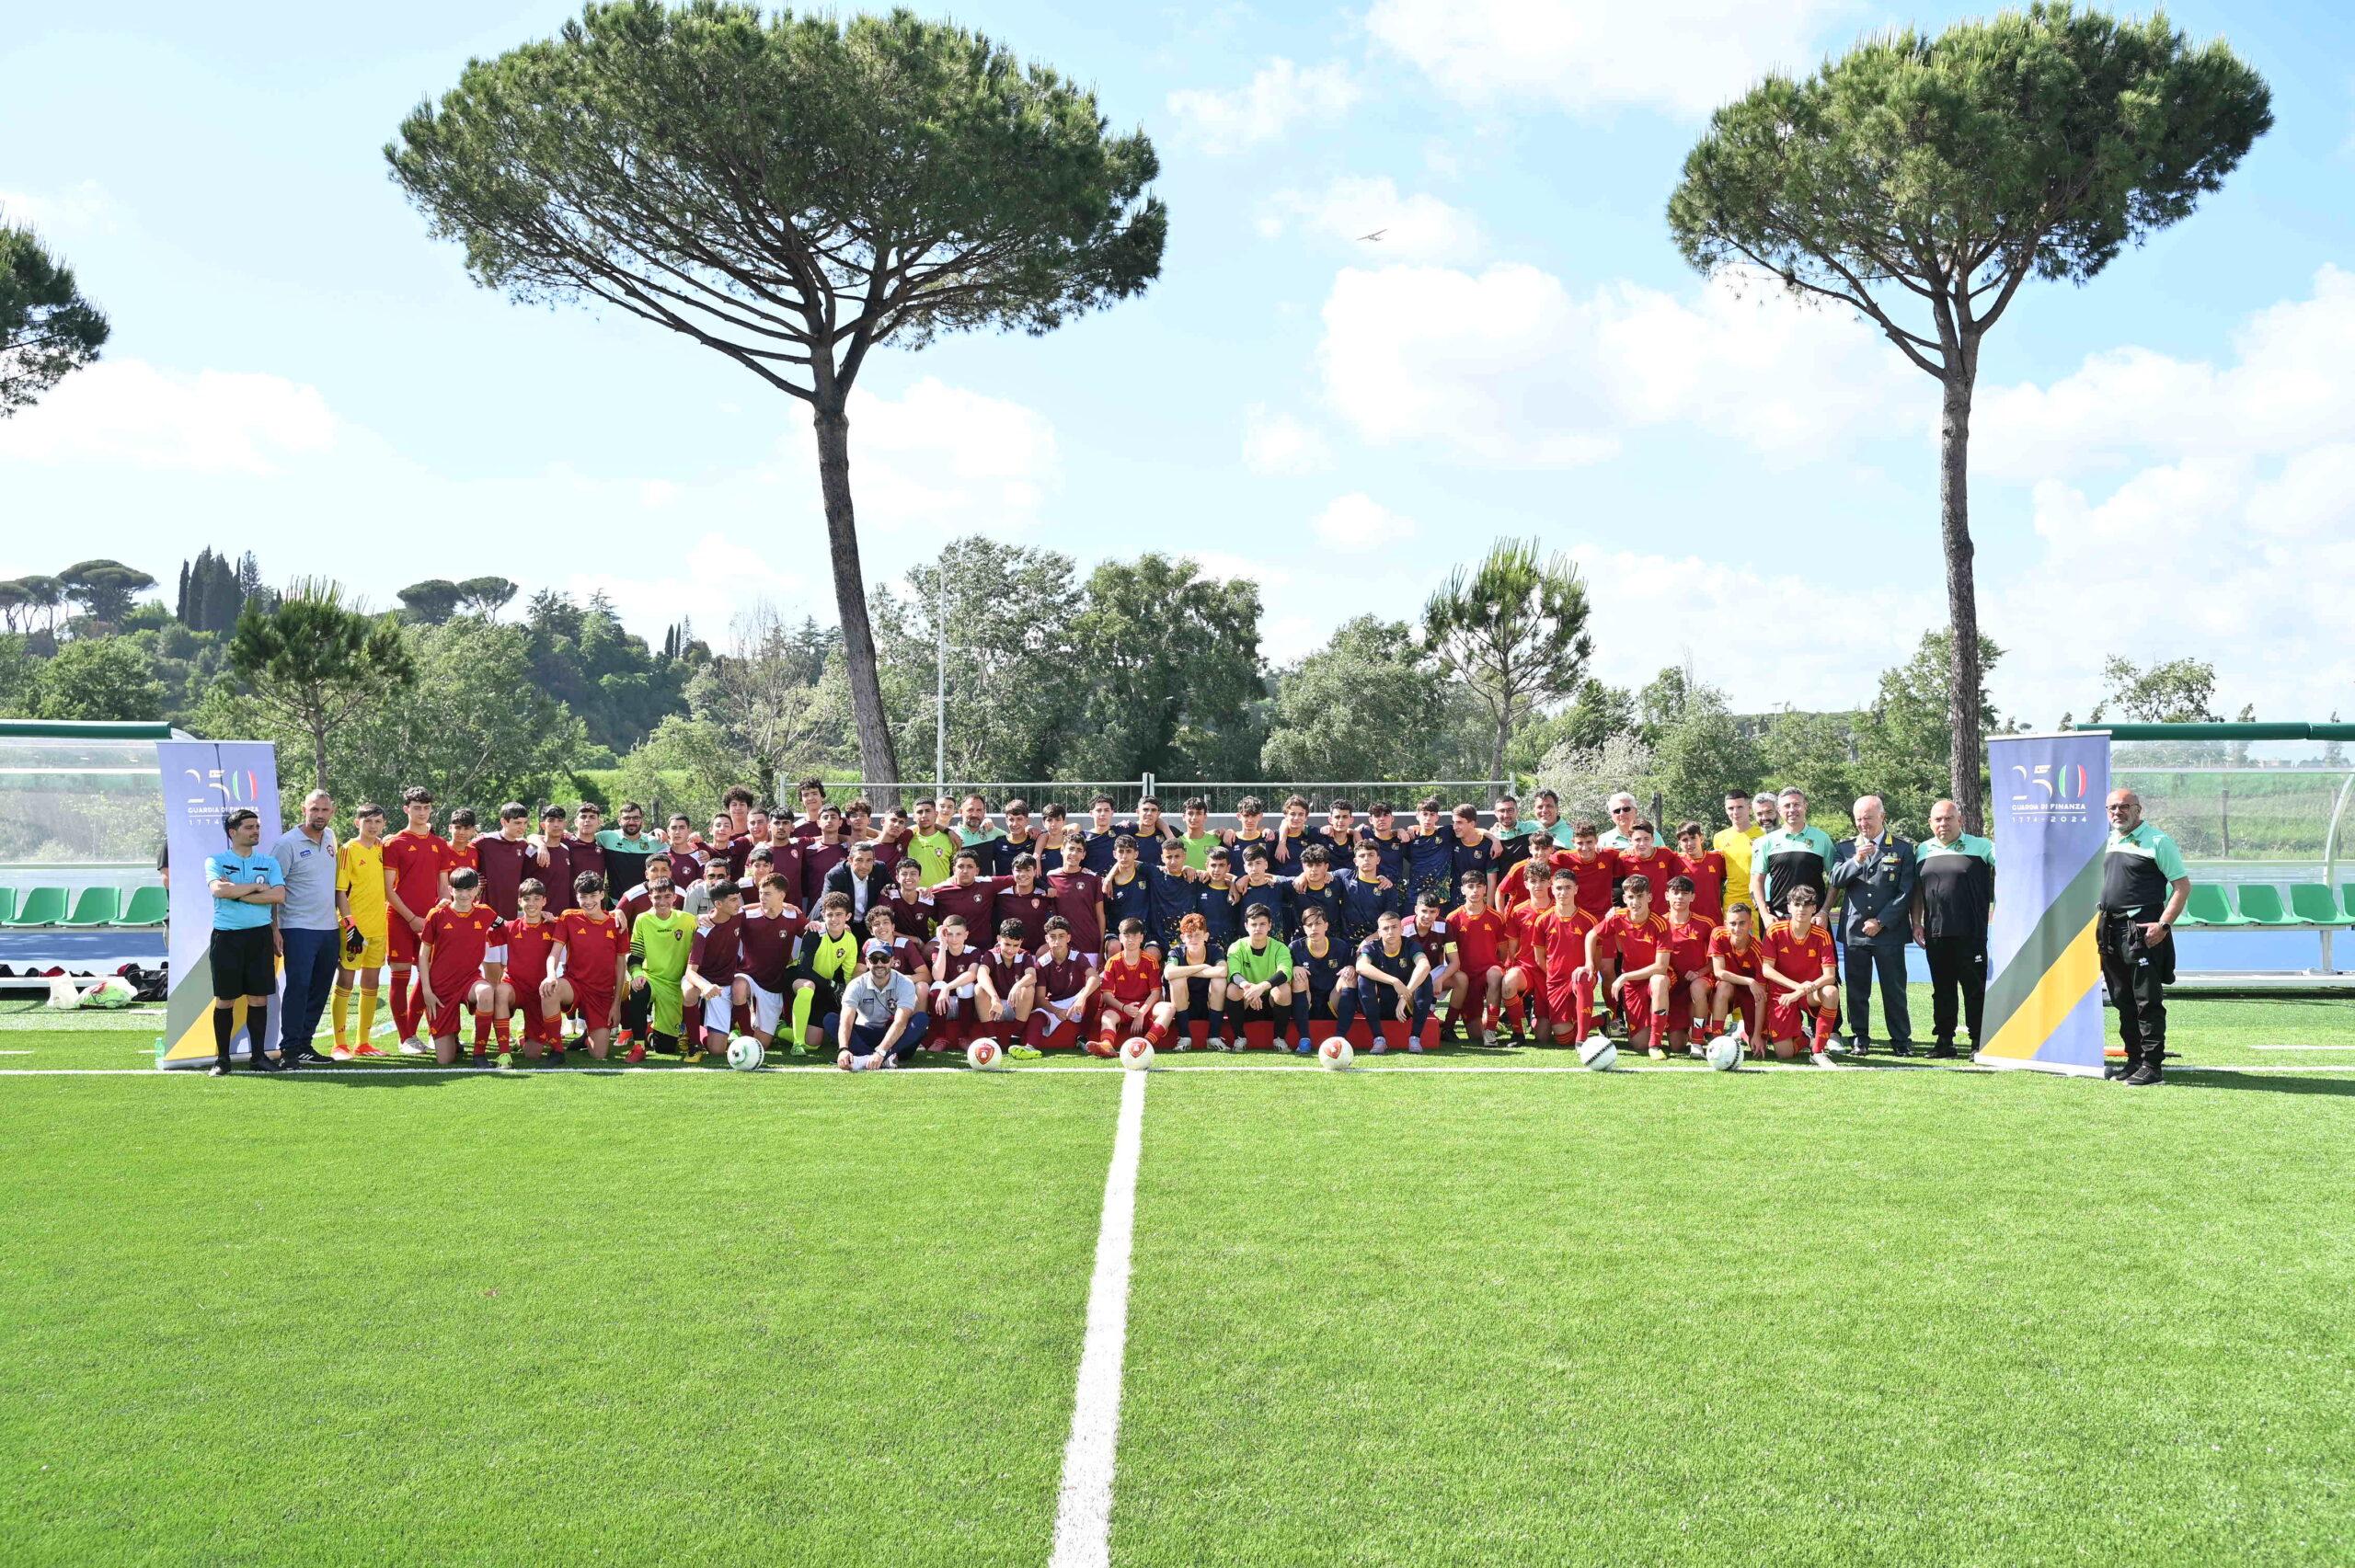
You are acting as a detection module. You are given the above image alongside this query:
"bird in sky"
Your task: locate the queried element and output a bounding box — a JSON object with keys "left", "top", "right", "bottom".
{"left": 1356, "top": 228, "right": 1386, "bottom": 242}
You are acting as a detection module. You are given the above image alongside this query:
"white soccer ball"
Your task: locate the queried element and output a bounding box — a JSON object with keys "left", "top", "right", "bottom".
{"left": 1317, "top": 1036, "right": 1354, "bottom": 1071}
{"left": 726, "top": 1037, "right": 764, "bottom": 1071}
{"left": 1578, "top": 1037, "right": 1618, "bottom": 1072}
{"left": 966, "top": 1037, "right": 1004, "bottom": 1070}
{"left": 1706, "top": 1034, "right": 1743, "bottom": 1071}
{"left": 1120, "top": 1036, "right": 1155, "bottom": 1070}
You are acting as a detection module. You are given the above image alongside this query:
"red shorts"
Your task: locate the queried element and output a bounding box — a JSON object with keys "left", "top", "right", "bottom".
{"left": 1621, "top": 981, "right": 1660, "bottom": 1037}
{"left": 1767, "top": 991, "right": 1836, "bottom": 1042}
{"left": 1511, "top": 961, "right": 1544, "bottom": 995}
{"left": 571, "top": 984, "right": 615, "bottom": 1033}
{"left": 1665, "top": 971, "right": 1709, "bottom": 1031}
{"left": 430, "top": 993, "right": 474, "bottom": 1040}
{"left": 388, "top": 921, "right": 422, "bottom": 965}
{"left": 1457, "top": 964, "right": 1498, "bottom": 997}
{"left": 1544, "top": 972, "right": 1592, "bottom": 1025}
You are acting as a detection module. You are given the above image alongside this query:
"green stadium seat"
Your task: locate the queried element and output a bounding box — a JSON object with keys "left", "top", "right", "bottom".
{"left": 0, "top": 888, "right": 13, "bottom": 926}
{"left": 58, "top": 887, "right": 121, "bottom": 928}
{"left": 2232, "top": 885, "right": 2303, "bottom": 928}
{"left": 2179, "top": 884, "right": 2250, "bottom": 928}
{"left": 119, "top": 886, "right": 168, "bottom": 927}
{"left": 2288, "top": 885, "right": 2353, "bottom": 928}
{"left": 2344, "top": 884, "right": 2355, "bottom": 921}
{"left": 2, "top": 887, "right": 67, "bottom": 927}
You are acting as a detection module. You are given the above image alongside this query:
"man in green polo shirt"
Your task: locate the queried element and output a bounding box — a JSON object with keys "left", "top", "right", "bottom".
{"left": 2099, "top": 789, "right": 2191, "bottom": 1087}
{"left": 1750, "top": 787, "right": 1836, "bottom": 932}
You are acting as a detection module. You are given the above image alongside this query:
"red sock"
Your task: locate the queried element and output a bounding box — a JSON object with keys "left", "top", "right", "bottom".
{"left": 1814, "top": 1009, "right": 1838, "bottom": 1048}
{"left": 492, "top": 1016, "right": 511, "bottom": 1048}
{"left": 1648, "top": 1011, "right": 1666, "bottom": 1049}
{"left": 1506, "top": 996, "right": 1524, "bottom": 1032}
{"left": 1571, "top": 976, "right": 1595, "bottom": 1042}
{"left": 1144, "top": 1020, "right": 1167, "bottom": 1047}
{"left": 390, "top": 972, "right": 416, "bottom": 1038}
{"left": 472, "top": 1014, "right": 491, "bottom": 1047}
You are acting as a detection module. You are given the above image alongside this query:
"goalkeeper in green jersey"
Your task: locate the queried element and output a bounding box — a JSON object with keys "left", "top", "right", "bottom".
{"left": 627, "top": 881, "right": 698, "bottom": 1057}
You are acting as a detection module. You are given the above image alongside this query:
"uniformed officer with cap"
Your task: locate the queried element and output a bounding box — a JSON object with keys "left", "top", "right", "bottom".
{"left": 2098, "top": 788, "right": 2191, "bottom": 1086}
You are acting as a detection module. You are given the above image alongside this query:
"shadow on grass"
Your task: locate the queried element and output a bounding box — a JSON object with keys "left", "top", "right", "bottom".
{"left": 2165, "top": 1069, "right": 2355, "bottom": 1098}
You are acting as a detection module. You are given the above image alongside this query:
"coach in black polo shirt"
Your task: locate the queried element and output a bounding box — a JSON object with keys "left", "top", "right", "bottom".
{"left": 2099, "top": 789, "right": 2191, "bottom": 1086}
{"left": 1910, "top": 799, "right": 1995, "bottom": 1059}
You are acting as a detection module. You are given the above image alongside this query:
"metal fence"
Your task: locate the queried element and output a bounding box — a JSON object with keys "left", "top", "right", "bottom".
{"left": 822, "top": 778, "right": 1516, "bottom": 814}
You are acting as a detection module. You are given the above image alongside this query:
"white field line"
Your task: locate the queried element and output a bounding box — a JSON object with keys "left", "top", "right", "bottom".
{"left": 4, "top": 1061, "right": 2353, "bottom": 1079}
{"left": 1050, "top": 1064, "right": 1147, "bottom": 1568}
{"left": 2243, "top": 1043, "right": 2355, "bottom": 1051}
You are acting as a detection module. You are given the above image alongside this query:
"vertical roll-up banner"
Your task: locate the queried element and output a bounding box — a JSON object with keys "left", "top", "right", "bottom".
{"left": 157, "top": 741, "right": 282, "bottom": 1069}
{"left": 1978, "top": 730, "right": 2111, "bottom": 1077}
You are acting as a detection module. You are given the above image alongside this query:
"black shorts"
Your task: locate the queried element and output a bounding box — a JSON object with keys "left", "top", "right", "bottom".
{"left": 211, "top": 925, "right": 277, "bottom": 1000}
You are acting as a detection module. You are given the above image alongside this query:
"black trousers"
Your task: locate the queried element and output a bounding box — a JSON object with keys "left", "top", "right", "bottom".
{"left": 2098, "top": 914, "right": 2173, "bottom": 1062}
{"left": 1924, "top": 935, "right": 1986, "bottom": 1048}
{"left": 1840, "top": 938, "right": 1911, "bottom": 1046}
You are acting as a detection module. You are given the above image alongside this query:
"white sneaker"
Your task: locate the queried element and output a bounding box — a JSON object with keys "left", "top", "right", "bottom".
{"left": 1407, "top": 1040, "right": 1423, "bottom": 1054}
{"left": 1368, "top": 1039, "right": 1389, "bottom": 1055}
{"left": 1810, "top": 1049, "right": 1836, "bottom": 1068}
{"left": 396, "top": 1037, "right": 427, "bottom": 1057}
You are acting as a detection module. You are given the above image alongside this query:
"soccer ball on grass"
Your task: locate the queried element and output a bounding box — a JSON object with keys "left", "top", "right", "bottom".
{"left": 967, "top": 1038, "right": 1004, "bottom": 1070}
{"left": 1120, "top": 1036, "right": 1155, "bottom": 1070}
{"left": 726, "top": 1038, "right": 764, "bottom": 1071}
{"left": 1317, "top": 1036, "right": 1354, "bottom": 1070}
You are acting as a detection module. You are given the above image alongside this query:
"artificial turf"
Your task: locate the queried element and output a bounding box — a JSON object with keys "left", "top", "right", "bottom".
{"left": 2, "top": 992, "right": 2351, "bottom": 1565}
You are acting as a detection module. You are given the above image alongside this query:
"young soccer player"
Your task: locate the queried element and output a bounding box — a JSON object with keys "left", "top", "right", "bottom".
{"left": 1448, "top": 873, "right": 1511, "bottom": 1045}
{"left": 381, "top": 785, "right": 454, "bottom": 1055}
{"left": 732, "top": 873, "right": 805, "bottom": 1056}
{"left": 1163, "top": 911, "right": 1228, "bottom": 1049}
{"left": 1404, "top": 796, "right": 1457, "bottom": 912}
{"left": 1500, "top": 861, "right": 1558, "bottom": 1040}
{"left": 1614, "top": 822, "right": 1680, "bottom": 924}
{"left": 1537, "top": 868, "right": 1600, "bottom": 1046}
{"left": 445, "top": 807, "right": 480, "bottom": 873}
{"left": 995, "top": 799, "right": 1042, "bottom": 876}
{"left": 332, "top": 801, "right": 390, "bottom": 1059}
{"left": 885, "top": 855, "right": 936, "bottom": 943}
{"left": 1324, "top": 799, "right": 1362, "bottom": 864}
{"left": 1334, "top": 840, "right": 1402, "bottom": 951}
{"left": 800, "top": 806, "right": 851, "bottom": 903}
{"left": 1079, "top": 794, "right": 1126, "bottom": 876}
{"left": 499, "top": 877, "right": 565, "bottom": 1062}
{"left": 976, "top": 919, "right": 1043, "bottom": 1059}
{"left": 1446, "top": 804, "right": 1497, "bottom": 912}
{"left": 419, "top": 867, "right": 501, "bottom": 1068}
{"left": 1095, "top": 918, "right": 1172, "bottom": 1059}
{"left": 1272, "top": 794, "right": 1319, "bottom": 868}
{"left": 861, "top": 905, "right": 932, "bottom": 995}
{"left": 1025, "top": 917, "right": 1098, "bottom": 1049}
{"left": 683, "top": 883, "right": 748, "bottom": 1063}
{"left": 1047, "top": 837, "right": 1106, "bottom": 959}
{"left": 983, "top": 852, "right": 1057, "bottom": 949}
{"left": 1591, "top": 875, "right": 1675, "bottom": 1059}
{"left": 1361, "top": 802, "right": 1407, "bottom": 884}
{"left": 1227, "top": 795, "right": 1273, "bottom": 858}
{"left": 1550, "top": 821, "right": 1619, "bottom": 921}
{"left": 1194, "top": 846, "right": 1244, "bottom": 952}
{"left": 1148, "top": 836, "right": 1201, "bottom": 953}
{"left": 927, "top": 913, "right": 986, "bottom": 1050}
{"left": 1709, "top": 901, "right": 1770, "bottom": 1055}
{"left": 1354, "top": 909, "right": 1432, "bottom": 1054}
{"left": 1223, "top": 902, "right": 1292, "bottom": 1049}
{"left": 1132, "top": 795, "right": 1179, "bottom": 851}
{"left": 1100, "top": 834, "right": 1155, "bottom": 947}
{"left": 550, "top": 873, "right": 631, "bottom": 1061}
{"left": 791, "top": 777, "right": 829, "bottom": 839}
{"left": 1179, "top": 796, "right": 1222, "bottom": 872}
{"left": 1232, "top": 842, "right": 1291, "bottom": 940}
{"left": 929, "top": 849, "right": 999, "bottom": 945}
{"left": 626, "top": 878, "right": 698, "bottom": 1059}
{"left": 1283, "top": 844, "right": 1344, "bottom": 943}
{"left": 1675, "top": 820, "right": 1729, "bottom": 924}
{"left": 787, "top": 893, "right": 862, "bottom": 1057}
{"left": 1660, "top": 875, "right": 1719, "bottom": 1056}
{"left": 1287, "top": 903, "right": 1358, "bottom": 1053}
{"left": 1407, "top": 893, "right": 1456, "bottom": 1035}
{"left": 1761, "top": 886, "right": 1842, "bottom": 1064}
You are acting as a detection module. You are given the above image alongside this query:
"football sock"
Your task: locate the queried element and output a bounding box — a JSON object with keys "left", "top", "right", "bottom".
{"left": 1332, "top": 988, "right": 1359, "bottom": 1035}
{"left": 1814, "top": 1008, "right": 1838, "bottom": 1047}
{"left": 473, "top": 1014, "right": 492, "bottom": 1048}
{"left": 1144, "top": 1019, "right": 1167, "bottom": 1047}
{"left": 357, "top": 990, "right": 378, "bottom": 1046}
{"left": 492, "top": 1016, "right": 511, "bottom": 1049}
{"left": 212, "top": 1006, "right": 236, "bottom": 1062}
{"left": 788, "top": 987, "right": 815, "bottom": 1047}
{"left": 388, "top": 969, "right": 415, "bottom": 1038}
{"left": 331, "top": 986, "right": 351, "bottom": 1047}
{"left": 245, "top": 1003, "right": 269, "bottom": 1055}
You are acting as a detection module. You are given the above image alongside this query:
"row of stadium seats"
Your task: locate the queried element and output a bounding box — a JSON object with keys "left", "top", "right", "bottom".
{"left": 0, "top": 886, "right": 167, "bottom": 929}
{"left": 2177, "top": 883, "right": 2355, "bottom": 929}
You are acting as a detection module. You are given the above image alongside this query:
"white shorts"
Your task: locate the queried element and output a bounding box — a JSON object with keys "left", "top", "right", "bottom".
{"left": 747, "top": 979, "right": 785, "bottom": 1036}
{"left": 930, "top": 982, "right": 976, "bottom": 1016}
{"left": 702, "top": 988, "right": 734, "bottom": 1034}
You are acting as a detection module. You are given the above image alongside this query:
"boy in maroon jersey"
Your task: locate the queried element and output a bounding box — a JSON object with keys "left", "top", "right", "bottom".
{"left": 1024, "top": 917, "right": 1098, "bottom": 1050}
{"left": 1046, "top": 837, "right": 1106, "bottom": 959}
{"left": 735, "top": 872, "right": 805, "bottom": 1053}
{"left": 550, "top": 873, "right": 631, "bottom": 1060}
{"left": 861, "top": 905, "right": 933, "bottom": 994}
{"left": 884, "top": 855, "right": 936, "bottom": 942}
{"left": 1675, "top": 820, "right": 1728, "bottom": 924}
{"left": 684, "top": 883, "right": 748, "bottom": 1063}
{"left": 470, "top": 802, "right": 547, "bottom": 921}
{"left": 499, "top": 878, "right": 565, "bottom": 1062}
{"left": 790, "top": 777, "right": 828, "bottom": 839}
{"left": 1660, "top": 875, "right": 1719, "bottom": 1055}
{"left": 761, "top": 811, "right": 805, "bottom": 899}
{"left": 977, "top": 919, "right": 1043, "bottom": 1059}
{"left": 1761, "top": 886, "right": 1842, "bottom": 1064}
{"left": 926, "top": 912, "right": 986, "bottom": 1049}
{"left": 928, "top": 849, "right": 999, "bottom": 944}
{"left": 419, "top": 868, "right": 502, "bottom": 1067}
{"left": 532, "top": 806, "right": 576, "bottom": 914}
{"left": 1095, "top": 918, "right": 1173, "bottom": 1058}
{"left": 984, "top": 852, "right": 1056, "bottom": 949}
{"left": 1709, "top": 901, "right": 1770, "bottom": 1055}
{"left": 563, "top": 801, "right": 607, "bottom": 889}
{"left": 615, "top": 853, "right": 672, "bottom": 925}
{"left": 1589, "top": 874, "right": 1675, "bottom": 1059}
{"left": 800, "top": 806, "right": 849, "bottom": 903}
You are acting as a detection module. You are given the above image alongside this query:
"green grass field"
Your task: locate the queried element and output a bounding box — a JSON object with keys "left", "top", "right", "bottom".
{"left": 5, "top": 990, "right": 2352, "bottom": 1565}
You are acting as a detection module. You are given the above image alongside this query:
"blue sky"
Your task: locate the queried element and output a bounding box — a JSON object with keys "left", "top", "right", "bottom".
{"left": 5, "top": 0, "right": 2351, "bottom": 729}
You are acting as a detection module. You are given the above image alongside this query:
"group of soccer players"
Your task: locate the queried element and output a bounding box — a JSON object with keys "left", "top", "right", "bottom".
{"left": 321, "top": 779, "right": 1856, "bottom": 1069}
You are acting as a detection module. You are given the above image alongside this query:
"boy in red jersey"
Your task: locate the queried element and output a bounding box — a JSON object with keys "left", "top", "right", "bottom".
{"left": 419, "top": 868, "right": 502, "bottom": 1067}
{"left": 683, "top": 883, "right": 748, "bottom": 1062}
{"left": 381, "top": 784, "right": 454, "bottom": 1055}
{"left": 1549, "top": 821, "right": 1620, "bottom": 921}
{"left": 1095, "top": 917, "right": 1173, "bottom": 1058}
{"left": 445, "top": 808, "right": 480, "bottom": 872}
{"left": 1501, "top": 864, "right": 1557, "bottom": 1039}
{"left": 1709, "top": 901, "right": 1770, "bottom": 1055}
{"left": 976, "top": 918, "right": 1043, "bottom": 1059}
{"left": 1659, "top": 875, "right": 1719, "bottom": 1055}
{"left": 1761, "top": 886, "right": 1842, "bottom": 1064}
{"left": 1614, "top": 822, "right": 1680, "bottom": 924}
{"left": 550, "top": 872, "right": 631, "bottom": 1060}
{"left": 1537, "top": 868, "right": 1600, "bottom": 1046}
{"left": 1448, "top": 873, "right": 1511, "bottom": 1045}
{"left": 1025, "top": 917, "right": 1098, "bottom": 1049}
{"left": 498, "top": 878, "right": 565, "bottom": 1062}
{"left": 734, "top": 872, "right": 805, "bottom": 1055}
{"left": 1589, "top": 874, "right": 1675, "bottom": 1059}
{"left": 1675, "top": 820, "right": 1729, "bottom": 924}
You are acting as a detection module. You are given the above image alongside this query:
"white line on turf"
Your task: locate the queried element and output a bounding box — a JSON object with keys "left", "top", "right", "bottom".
{"left": 1050, "top": 1064, "right": 1147, "bottom": 1568}
{"left": 2243, "top": 1043, "right": 2355, "bottom": 1051}
{"left": 6, "top": 1061, "right": 2353, "bottom": 1079}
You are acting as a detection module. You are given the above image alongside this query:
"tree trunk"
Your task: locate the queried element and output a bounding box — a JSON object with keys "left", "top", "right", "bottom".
{"left": 810, "top": 399, "right": 902, "bottom": 807}
{"left": 1938, "top": 368, "right": 1986, "bottom": 834}
{"left": 312, "top": 722, "right": 329, "bottom": 794}
{"left": 1490, "top": 709, "right": 1511, "bottom": 793}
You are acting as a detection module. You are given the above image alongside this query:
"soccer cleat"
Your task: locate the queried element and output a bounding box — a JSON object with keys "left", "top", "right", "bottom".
{"left": 208, "top": 1061, "right": 230, "bottom": 1077}
{"left": 2122, "top": 1059, "right": 2165, "bottom": 1087}
{"left": 1368, "top": 1039, "right": 1389, "bottom": 1056}
{"left": 1407, "top": 1040, "right": 1423, "bottom": 1054}
{"left": 624, "top": 1043, "right": 645, "bottom": 1065}
{"left": 683, "top": 1047, "right": 706, "bottom": 1065}
{"left": 1687, "top": 1043, "right": 1707, "bottom": 1060}
{"left": 247, "top": 1053, "right": 285, "bottom": 1073}
{"left": 354, "top": 1042, "right": 385, "bottom": 1059}
{"left": 1810, "top": 1049, "right": 1836, "bottom": 1068}
{"left": 397, "top": 1037, "right": 428, "bottom": 1057}
{"left": 1294, "top": 1040, "right": 1315, "bottom": 1055}
{"left": 1006, "top": 1043, "right": 1042, "bottom": 1060}
{"left": 291, "top": 1047, "right": 332, "bottom": 1066}
{"left": 1648, "top": 1046, "right": 1668, "bottom": 1060}
{"left": 332, "top": 1047, "right": 355, "bottom": 1062}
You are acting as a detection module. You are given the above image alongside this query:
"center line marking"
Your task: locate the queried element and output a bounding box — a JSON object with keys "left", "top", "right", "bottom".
{"left": 1050, "top": 1065, "right": 1148, "bottom": 1568}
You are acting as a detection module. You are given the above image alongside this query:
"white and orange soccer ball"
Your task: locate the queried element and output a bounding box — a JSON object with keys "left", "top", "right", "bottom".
{"left": 1120, "top": 1036, "right": 1155, "bottom": 1070}
{"left": 1317, "top": 1036, "right": 1354, "bottom": 1071}
{"left": 966, "top": 1037, "right": 1004, "bottom": 1070}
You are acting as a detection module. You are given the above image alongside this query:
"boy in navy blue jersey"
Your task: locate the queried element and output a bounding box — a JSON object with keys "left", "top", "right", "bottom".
{"left": 1361, "top": 802, "right": 1408, "bottom": 884}
{"left": 1283, "top": 844, "right": 1346, "bottom": 940}
{"left": 1080, "top": 795, "right": 1129, "bottom": 876}
{"left": 1446, "top": 803, "right": 1498, "bottom": 911}
{"left": 1100, "top": 833, "right": 1156, "bottom": 947}
{"left": 1335, "top": 839, "right": 1405, "bottom": 950}
{"left": 1355, "top": 909, "right": 1433, "bottom": 1053}
{"left": 1289, "top": 903, "right": 1359, "bottom": 1053}
{"left": 1405, "top": 795, "right": 1458, "bottom": 912}
{"left": 1231, "top": 842, "right": 1291, "bottom": 940}
{"left": 1194, "top": 846, "right": 1244, "bottom": 949}
{"left": 1148, "top": 836, "right": 1201, "bottom": 952}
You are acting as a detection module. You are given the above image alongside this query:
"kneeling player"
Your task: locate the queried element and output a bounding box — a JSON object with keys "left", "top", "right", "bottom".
{"left": 1286, "top": 904, "right": 1356, "bottom": 1053}
{"left": 1709, "top": 902, "right": 1769, "bottom": 1055}
{"left": 976, "top": 919, "right": 1042, "bottom": 1059}
{"left": 626, "top": 879, "right": 698, "bottom": 1059}
{"left": 1447, "top": 874, "right": 1509, "bottom": 1045}
{"left": 927, "top": 913, "right": 987, "bottom": 1050}
{"left": 1761, "top": 886, "right": 1841, "bottom": 1064}
{"left": 1024, "top": 916, "right": 1098, "bottom": 1049}
{"left": 499, "top": 877, "right": 563, "bottom": 1062}
{"left": 787, "top": 893, "right": 862, "bottom": 1057}
{"left": 1536, "top": 868, "right": 1599, "bottom": 1047}
{"left": 419, "top": 869, "right": 501, "bottom": 1068}
{"left": 1660, "top": 876, "right": 1718, "bottom": 1056}
{"left": 1095, "top": 918, "right": 1171, "bottom": 1058}
{"left": 1162, "top": 911, "right": 1228, "bottom": 1049}
{"left": 1591, "top": 875, "right": 1674, "bottom": 1059}
{"left": 735, "top": 873, "right": 804, "bottom": 1056}
{"left": 684, "top": 883, "right": 749, "bottom": 1063}
{"left": 550, "top": 872, "right": 629, "bottom": 1060}
{"left": 1501, "top": 866, "right": 1557, "bottom": 1042}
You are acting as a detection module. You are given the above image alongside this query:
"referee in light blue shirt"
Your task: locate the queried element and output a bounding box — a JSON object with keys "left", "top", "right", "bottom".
{"left": 206, "top": 808, "right": 287, "bottom": 1075}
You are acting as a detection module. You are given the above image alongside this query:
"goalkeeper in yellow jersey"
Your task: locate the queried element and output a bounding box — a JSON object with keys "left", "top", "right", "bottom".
{"left": 332, "top": 802, "right": 391, "bottom": 1059}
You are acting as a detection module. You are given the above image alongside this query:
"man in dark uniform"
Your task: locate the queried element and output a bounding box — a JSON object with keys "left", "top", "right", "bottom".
{"left": 2099, "top": 789, "right": 2191, "bottom": 1086}
{"left": 1910, "top": 798, "right": 1994, "bottom": 1059}
{"left": 1828, "top": 793, "right": 1916, "bottom": 1056}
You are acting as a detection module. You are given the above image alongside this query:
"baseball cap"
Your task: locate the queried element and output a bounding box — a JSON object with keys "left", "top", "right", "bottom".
{"left": 863, "top": 941, "right": 894, "bottom": 960}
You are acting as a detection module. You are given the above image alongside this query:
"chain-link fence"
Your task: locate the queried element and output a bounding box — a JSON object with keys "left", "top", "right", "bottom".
{"left": 2112, "top": 760, "right": 2355, "bottom": 883}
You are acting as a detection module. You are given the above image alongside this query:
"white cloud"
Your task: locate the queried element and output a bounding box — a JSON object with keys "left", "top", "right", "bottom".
{"left": 0, "top": 358, "right": 338, "bottom": 474}
{"left": 1186, "top": 549, "right": 1292, "bottom": 589}
{"left": 846, "top": 376, "right": 1060, "bottom": 542}
{"left": 0, "top": 180, "right": 121, "bottom": 237}
{"left": 1166, "top": 58, "right": 1358, "bottom": 153}
{"left": 1313, "top": 493, "right": 1417, "bottom": 549}
{"left": 1241, "top": 405, "right": 1334, "bottom": 475}
{"left": 1365, "top": 0, "right": 1853, "bottom": 120}
{"left": 1317, "top": 262, "right": 1913, "bottom": 467}
{"left": 568, "top": 532, "right": 810, "bottom": 639}
{"left": 1259, "top": 176, "right": 1483, "bottom": 263}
